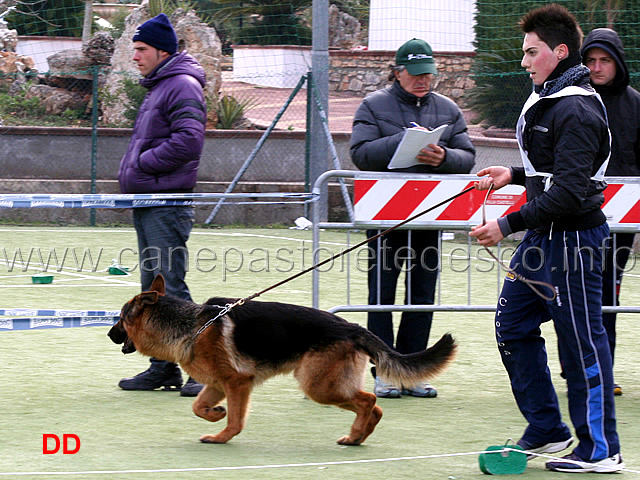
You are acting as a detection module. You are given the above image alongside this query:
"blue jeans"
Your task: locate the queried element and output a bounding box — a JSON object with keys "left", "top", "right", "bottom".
{"left": 132, "top": 206, "right": 195, "bottom": 301}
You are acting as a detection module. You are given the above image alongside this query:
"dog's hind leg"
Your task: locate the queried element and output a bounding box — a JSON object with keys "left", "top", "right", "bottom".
{"left": 193, "top": 385, "right": 227, "bottom": 423}
{"left": 199, "top": 376, "right": 253, "bottom": 444}
{"left": 296, "top": 347, "right": 382, "bottom": 445}
{"left": 335, "top": 391, "right": 382, "bottom": 446}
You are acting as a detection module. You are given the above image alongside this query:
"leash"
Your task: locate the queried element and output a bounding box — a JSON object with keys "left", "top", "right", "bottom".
{"left": 193, "top": 185, "right": 477, "bottom": 338}
{"left": 194, "top": 183, "right": 558, "bottom": 339}
{"left": 481, "top": 184, "right": 556, "bottom": 302}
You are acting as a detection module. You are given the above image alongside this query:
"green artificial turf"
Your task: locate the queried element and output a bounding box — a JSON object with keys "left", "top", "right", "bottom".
{"left": 1, "top": 226, "right": 638, "bottom": 479}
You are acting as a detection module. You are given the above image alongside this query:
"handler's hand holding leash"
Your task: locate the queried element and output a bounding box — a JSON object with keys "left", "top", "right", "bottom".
{"left": 470, "top": 168, "right": 557, "bottom": 302}
{"left": 469, "top": 167, "right": 512, "bottom": 247}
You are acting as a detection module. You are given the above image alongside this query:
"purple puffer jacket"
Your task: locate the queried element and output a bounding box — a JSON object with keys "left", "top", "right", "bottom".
{"left": 118, "top": 51, "right": 206, "bottom": 193}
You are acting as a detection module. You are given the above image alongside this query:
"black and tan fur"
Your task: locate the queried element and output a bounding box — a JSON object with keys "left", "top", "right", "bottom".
{"left": 108, "top": 274, "right": 457, "bottom": 445}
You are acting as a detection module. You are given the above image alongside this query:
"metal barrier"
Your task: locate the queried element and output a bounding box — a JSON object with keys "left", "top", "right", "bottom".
{"left": 311, "top": 170, "right": 640, "bottom": 315}
{"left": 0, "top": 191, "right": 317, "bottom": 331}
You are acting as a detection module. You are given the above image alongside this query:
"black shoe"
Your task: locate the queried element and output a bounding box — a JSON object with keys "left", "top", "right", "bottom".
{"left": 118, "top": 359, "right": 183, "bottom": 391}
{"left": 180, "top": 377, "right": 204, "bottom": 397}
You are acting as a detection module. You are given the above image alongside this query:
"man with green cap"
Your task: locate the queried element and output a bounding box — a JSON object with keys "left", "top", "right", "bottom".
{"left": 350, "top": 38, "right": 475, "bottom": 399}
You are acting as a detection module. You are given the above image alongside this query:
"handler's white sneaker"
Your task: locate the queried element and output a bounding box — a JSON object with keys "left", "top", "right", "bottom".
{"left": 545, "top": 453, "right": 624, "bottom": 473}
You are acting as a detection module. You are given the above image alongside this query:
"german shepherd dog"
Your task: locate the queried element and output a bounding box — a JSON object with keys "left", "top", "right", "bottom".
{"left": 108, "top": 274, "right": 457, "bottom": 445}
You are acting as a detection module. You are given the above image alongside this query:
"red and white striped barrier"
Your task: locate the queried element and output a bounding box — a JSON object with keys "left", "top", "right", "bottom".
{"left": 353, "top": 176, "right": 639, "bottom": 229}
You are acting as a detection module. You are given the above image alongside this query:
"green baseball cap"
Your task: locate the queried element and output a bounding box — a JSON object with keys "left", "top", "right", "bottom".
{"left": 396, "top": 38, "right": 437, "bottom": 75}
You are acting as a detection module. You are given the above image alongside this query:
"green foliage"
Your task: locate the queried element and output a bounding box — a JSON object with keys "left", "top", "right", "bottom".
{"left": 100, "top": 76, "right": 147, "bottom": 127}
{"left": 121, "top": 79, "right": 147, "bottom": 125}
{"left": 0, "top": 81, "right": 91, "bottom": 127}
{"left": 7, "top": 0, "right": 84, "bottom": 37}
{"left": 237, "top": 14, "right": 311, "bottom": 45}
{"left": 191, "top": 0, "right": 367, "bottom": 47}
{"left": 207, "top": 0, "right": 313, "bottom": 45}
{"left": 103, "top": 7, "right": 130, "bottom": 40}
{"left": 472, "top": 0, "right": 640, "bottom": 128}
{"left": 61, "top": 107, "right": 89, "bottom": 122}
{"left": 331, "top": 0, "right": 369, "bottom": 28}
{"left": 149, "top": 0, "right": 202, "bottom": 17}
{"left": 0, "top": 86, "right": 44, "bottom": 119}
{"left": 467, "top": 38, "right": 531, "bottom": 128}
{"left": 214, "top": 93, "right": 258, "bottom": 129}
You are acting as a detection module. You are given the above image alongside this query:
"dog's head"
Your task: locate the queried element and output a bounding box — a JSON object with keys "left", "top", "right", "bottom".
{"left": 108, "top": 274, "right": 166, "bottom": 354}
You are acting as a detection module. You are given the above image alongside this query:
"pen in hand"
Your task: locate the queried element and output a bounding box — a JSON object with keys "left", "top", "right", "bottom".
{"left": 410, "top": 122, "right": 450, "bottom": 131}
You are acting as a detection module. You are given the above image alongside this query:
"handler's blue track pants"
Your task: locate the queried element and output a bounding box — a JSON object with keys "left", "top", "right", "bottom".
{"left": 494, "top": 225, "right": 620, "bottom": 461}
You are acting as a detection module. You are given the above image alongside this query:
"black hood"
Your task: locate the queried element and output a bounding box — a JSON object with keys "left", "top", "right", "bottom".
{"left": 581, "top": 28, "right": 629, "bottom": 93}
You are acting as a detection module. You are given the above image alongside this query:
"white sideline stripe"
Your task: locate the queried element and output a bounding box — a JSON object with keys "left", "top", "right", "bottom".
{"left": 0, "top": 228, "right": 348, "bottom": 247}
{"left": 0, "top": 450, "right": 517, "bottom": 477}
{"left": 2, "top": 449, "right": 637, "bottom": 477}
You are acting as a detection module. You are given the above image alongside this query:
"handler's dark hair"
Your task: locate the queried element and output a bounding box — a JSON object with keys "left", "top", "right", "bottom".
{"left": 519, "top": 3, "right": 583, "bottom": 55}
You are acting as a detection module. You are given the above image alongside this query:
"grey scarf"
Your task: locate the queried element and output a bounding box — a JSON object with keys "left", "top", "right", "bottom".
{"left": 523, "top": 64, "right": 592, "bottom": 150}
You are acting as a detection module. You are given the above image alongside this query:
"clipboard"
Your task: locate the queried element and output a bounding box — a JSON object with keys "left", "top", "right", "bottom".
{"left": 387, "top": 123, "right": 448, "bottom": 169}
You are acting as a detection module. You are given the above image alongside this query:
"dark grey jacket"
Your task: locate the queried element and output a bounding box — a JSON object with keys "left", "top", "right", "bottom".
{"left": 581, "top": 28, "right": 640, "bottom": 177}
{"left": 350, "top": 81, "right": 475, "bottom": 174}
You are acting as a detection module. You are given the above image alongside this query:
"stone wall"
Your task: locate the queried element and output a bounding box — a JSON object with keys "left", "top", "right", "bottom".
{"left": 0, "top": 126, "right": 521, "bottom": 226}
{"left": 329, "top": 50, "right": 475, "bottom": 106}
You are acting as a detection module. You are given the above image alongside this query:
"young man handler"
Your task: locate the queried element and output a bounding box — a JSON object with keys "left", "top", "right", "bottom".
{"left": 470, "top": 4, "right": 623, "bottom": 473}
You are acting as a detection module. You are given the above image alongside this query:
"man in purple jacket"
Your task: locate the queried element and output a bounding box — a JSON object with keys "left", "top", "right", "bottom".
{"left": 117, "top": 13, "right": 206, "bottom": 397}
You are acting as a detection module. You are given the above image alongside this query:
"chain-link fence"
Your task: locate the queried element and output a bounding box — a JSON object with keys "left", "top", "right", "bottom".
{"left": 1, "top": 0, "right": 640, "bottom": 225}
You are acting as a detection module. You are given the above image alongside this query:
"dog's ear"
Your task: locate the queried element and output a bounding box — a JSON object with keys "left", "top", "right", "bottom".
{"left": 121, "top": 291, "right": 158, "bottom": 323}
{"left": 150, "top": 274, "right": 166, "bottom": 296}
{"left": 139, "top": 290, "right": 159, "bottom": 305}
{"left": 129, "top": 291, "right": 159, "bottom": 317}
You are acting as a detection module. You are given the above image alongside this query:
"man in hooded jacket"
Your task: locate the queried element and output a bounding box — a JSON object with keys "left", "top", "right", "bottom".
{"left": 117, "top": 13, "right": 206, "bottom": 396}
{"left": 581, "top": 28, "right": 640, "bottom": 396}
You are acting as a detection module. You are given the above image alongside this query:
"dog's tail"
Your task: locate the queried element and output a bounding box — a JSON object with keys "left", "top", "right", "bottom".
{"left": 355, "top": 330, "right": 457, "bottom": 386}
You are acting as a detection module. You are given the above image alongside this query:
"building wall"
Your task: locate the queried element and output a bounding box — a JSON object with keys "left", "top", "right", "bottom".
{"left": 0, "top": 127, "right": 518, "bottom": 225}
{"left": 16, "top": 36, "right": 82, "bottom": 72}
{"left": 329, "top": 50, "right": 475, "bottom": 105}
{"left": 368, "top": 0, "right": 476, "bottom": 52}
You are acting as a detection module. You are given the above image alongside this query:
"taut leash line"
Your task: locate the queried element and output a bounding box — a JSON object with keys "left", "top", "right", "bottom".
{"left": 193, "top": 185, "right": 476, "bottom": 338}
{"left": 242, "top": 185, "right": 477, "bottom": 303}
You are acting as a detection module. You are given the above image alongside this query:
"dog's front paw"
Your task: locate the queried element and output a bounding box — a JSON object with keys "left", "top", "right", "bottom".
{"left": 200, "top": 434, "right": 229, "bottom": 444}
{"left": 336, "top": 435, "right": 363, "bottom": 446}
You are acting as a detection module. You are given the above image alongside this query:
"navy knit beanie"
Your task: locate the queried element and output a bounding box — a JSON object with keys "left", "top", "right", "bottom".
{"left": 132, "top": 13, "right": 178, "bottom": 54}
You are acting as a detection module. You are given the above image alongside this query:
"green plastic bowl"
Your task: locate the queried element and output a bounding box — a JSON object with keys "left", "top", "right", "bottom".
{"left": 32, "top": 274, "right": 54, "bottom": 284}
{"left": 479, "top": 444, "right": 527, "bottom": 475}
{"left": 108, "top": 266, "right": 129, "bottom": 275}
